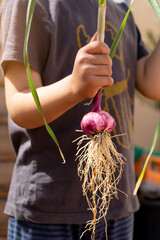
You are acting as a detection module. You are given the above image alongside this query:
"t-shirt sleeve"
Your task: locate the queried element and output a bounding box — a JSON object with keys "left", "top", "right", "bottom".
{"left": 136, "top": 26, "right": 149, "bottom": 60}
{"left": 0, "top": 0, "right": 50, "bottom": 75}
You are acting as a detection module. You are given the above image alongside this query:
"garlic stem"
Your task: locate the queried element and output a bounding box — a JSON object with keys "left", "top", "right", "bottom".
{"left": 97, "top": 1, "right": 106, "bottom": 42}
{"left": 92, "top": 90, "right": 102, "bottom": 112}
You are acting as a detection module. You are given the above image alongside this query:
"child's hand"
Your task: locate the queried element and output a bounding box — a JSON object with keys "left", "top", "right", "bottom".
{"left": 70, "top": 34, "right": 113, "bottom": 100}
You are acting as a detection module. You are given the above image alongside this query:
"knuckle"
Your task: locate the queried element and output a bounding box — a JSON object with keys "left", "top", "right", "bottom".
{"left": 108, "top": 56, "right": 112, "bottom": 66}
{"left": 83, "top": 64, "right": 90, "bottom": 73}
{"left": 77, "top": 52, "right": 88, "bottom": 65}
{"left": 99, "top": 42, "right": 105, "bottom": 53}
{"left": 101, "top": 42, "right": 110, "bottom": 55}
{"left": 108, "top": 77, "right": 114, "bottom": 85}
{"left": 106, "top": 45, "right": 110, "bottom": 55}
{"left": 100, "top": 42, "right": 110, "bottom": 53}
{"left": 103, "top": 77, "right": 114, "bottom": 87}
{"left": 108, "top": 66, "right": 112, "bottom": 76}
{"left": 103, "top": 66, "right": 112, "bottom": 76}
{"left": 81, "top": 64, "right": 91, "bottom": 78}
{"left": 93, "top": 41, "right": 103, "bottom": 53}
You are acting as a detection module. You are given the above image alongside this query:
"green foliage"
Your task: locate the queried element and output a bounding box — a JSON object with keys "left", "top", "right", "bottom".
{"left": 23, "top": 0, "right": 65, "bottom": 163}
{"left": 134, "top": 120, "right": 160, "bottom": 195}
{"left": 149, "top": 0, "right": 160, "bottom": 19}
{"left": 110, "top": 0, "right": 134, "bottom": 59}
{"left": 99, "top": 0, "right": 106, "bottom": 7}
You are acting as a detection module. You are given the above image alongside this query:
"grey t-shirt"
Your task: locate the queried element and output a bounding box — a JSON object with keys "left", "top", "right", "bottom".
{"left": 1, "top": 0, "right": 148, "bottom": 224}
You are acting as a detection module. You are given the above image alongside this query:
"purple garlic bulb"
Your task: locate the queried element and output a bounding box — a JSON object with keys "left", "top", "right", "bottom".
{"left": 81, "top": 90, "right": 116, "bottom": 135}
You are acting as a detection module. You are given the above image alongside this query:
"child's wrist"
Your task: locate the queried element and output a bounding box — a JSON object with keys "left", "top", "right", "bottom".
{"left": 67, "top": 74, "right": 85, "bottom": 103}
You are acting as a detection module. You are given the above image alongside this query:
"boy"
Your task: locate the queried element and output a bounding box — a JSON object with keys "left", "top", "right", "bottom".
{"left": 1, "top": 0, "right": 160, "bottom": 239}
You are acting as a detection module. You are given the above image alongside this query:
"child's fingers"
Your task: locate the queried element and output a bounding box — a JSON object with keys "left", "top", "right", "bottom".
{"left": 87, "top": 54, "right": 112, "bottom": 66}
{"left": 90, "top": 32, "right": 97, "bottom": 42}
{"left": 85, "top": 40, "right": 110, "bottom": 55}
{"left": 88, "top": 64, "right": 112, "bottom": 77}
{"left": 94, "top": 75, "right": 114, "bottom": 88}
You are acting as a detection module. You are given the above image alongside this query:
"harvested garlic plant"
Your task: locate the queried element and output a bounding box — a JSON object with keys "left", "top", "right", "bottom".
{"left": 75, "top": 90, "right": 124, "bottom": 238}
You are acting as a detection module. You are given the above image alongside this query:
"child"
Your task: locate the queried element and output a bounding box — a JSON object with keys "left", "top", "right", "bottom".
{"left": 1, "top": 0, "right": 160, "bottom": 239}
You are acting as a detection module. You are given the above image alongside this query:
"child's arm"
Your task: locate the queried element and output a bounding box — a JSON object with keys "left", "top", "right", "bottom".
{"left": 136, "top": 40, "right": 160, "bottom": 100}
{"left": 4, "top": 39, "right": 113, "bottom": 129}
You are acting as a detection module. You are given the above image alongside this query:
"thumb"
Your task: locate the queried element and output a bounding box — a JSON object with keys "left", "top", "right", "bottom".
{"left": 90, "top": 32, "right": 97, "bottom": 42}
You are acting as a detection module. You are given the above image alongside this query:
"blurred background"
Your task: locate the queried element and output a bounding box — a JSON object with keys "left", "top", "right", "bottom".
{"left": 132, "top": 1, "right": 160, "bottom": 240}
{"left": 132, "top": 0, "right": 160, "bottom": 151}
{"left": 0, "top": 0, "right": 160, "bottom": 239}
